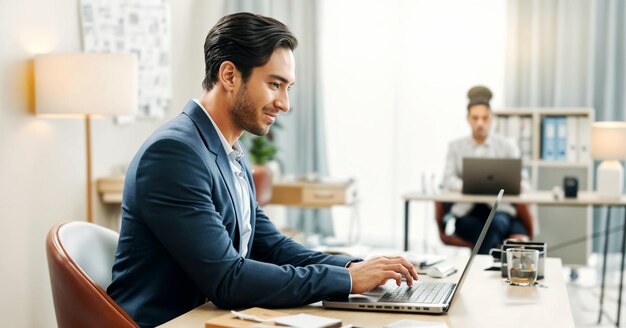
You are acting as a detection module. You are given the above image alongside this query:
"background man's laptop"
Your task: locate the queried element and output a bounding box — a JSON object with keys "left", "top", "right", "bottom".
{"left": 462, "top": 158, "right": 521, "bottom": 195}
{"left": 323, "top": 190, "right": 504, "bottom": 314}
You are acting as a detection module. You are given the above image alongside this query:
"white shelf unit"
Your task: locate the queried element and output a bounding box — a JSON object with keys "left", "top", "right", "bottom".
{"left": 493, "top": 107, "right": 595, "bottom": 265}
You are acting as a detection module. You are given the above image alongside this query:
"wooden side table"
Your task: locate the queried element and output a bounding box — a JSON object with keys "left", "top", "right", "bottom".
{"left": 269, "top": 179, "right": 357, "bottom": 208}
{"left": 96, "top": 177, "right": 124, "bottom": 204}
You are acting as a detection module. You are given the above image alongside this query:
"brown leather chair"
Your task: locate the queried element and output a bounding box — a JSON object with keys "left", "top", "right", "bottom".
{"left": 434, "top": 202, "right": 534, "bottom": 248}
{"left": 46, "top": 221, "right": 138, "bottom": 328}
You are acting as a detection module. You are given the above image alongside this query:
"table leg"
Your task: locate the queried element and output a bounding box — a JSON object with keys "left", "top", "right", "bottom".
{"left": 598, "top": 206, "right": 612, "bottom": 324}
{"left": 617, "top": 207, "right": 626, "bottom": 327}
{"left": 404, "top": 200, "right": 410, "bottom": 251}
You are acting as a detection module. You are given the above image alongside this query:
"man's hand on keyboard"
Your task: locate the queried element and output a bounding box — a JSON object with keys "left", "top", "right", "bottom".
{"left": 347, "top": 255, "right": 418, "bottom": 294}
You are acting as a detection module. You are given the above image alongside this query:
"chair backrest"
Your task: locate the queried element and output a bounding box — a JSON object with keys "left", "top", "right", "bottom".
{"left": 46, "top": 221, "right": 138, "bottom": 328}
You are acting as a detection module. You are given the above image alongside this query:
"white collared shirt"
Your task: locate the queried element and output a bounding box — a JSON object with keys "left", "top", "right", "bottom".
{"left": 442, "top": 134, "right": 530, "bottom": 217}
{"left": 194, "top": 99, "right": 252, "bottom": 257}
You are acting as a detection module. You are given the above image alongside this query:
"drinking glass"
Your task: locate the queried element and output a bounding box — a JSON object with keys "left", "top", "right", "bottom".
{"left": 506, "top": 248, "right": 539, "bottom": 286}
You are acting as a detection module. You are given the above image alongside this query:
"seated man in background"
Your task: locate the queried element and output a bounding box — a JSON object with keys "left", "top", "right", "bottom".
{"left": 441, "top": 86, "right": 533, "bottom": 254}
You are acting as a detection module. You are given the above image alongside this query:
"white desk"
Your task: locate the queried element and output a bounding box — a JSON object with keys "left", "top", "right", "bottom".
{"left": 159, "top": 256, "right": 573, "bottom": 328}
{"left": 402, "top": 190, "right": 626, "bottom": 206}
{"left": 402, "top": 190, "right": 626, "bottom": 326}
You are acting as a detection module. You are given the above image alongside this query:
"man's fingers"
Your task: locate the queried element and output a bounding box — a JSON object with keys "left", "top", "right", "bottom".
{"left": 350, "top": 255, "right": 420, "bottom": 293}
{"left": 410, "top": 266, "right": 419, "bottom": 280}
{"left": 400, "top": 258, "right": 419, "bottom": 280}
{"left": 388, "top": 271, "right": 403, "bottom": 286}
{"left": 385, "top": 258, "right": 418, "bottom": 281}
{"left": 394, "top": 257, "right": 419, "bottom": 280}
{"left": 396, "top": 264, "right": 413, "bottom": 286}
{"left": 382, "top": 263, "right": 413, "bottom": 286}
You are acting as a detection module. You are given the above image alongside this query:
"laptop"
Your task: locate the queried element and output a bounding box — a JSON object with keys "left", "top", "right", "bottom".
{"left": 462, "top": 158, "right": 521, "bottom": 195}
{"left": 322, "top": 190, "right": 504, "bottom": 314}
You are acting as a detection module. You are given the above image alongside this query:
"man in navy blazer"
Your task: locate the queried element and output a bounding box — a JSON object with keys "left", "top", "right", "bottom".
{"left": 107, "top": 12, "right": 417, "bottom": 327}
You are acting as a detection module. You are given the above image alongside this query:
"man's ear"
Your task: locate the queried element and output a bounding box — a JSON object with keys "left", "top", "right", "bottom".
{"left": 218, "top": 61, "right": 239, "bottom": 92}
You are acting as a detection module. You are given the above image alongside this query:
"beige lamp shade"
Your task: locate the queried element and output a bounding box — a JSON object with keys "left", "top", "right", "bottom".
{"left": 591, "top": 122, "right": 626, "bottom": 160}
{"left": 34, "top": 53, "right": 138, "bottom": 222}
{"left": 34, "top": 53, "right": 138, "bottom": 117}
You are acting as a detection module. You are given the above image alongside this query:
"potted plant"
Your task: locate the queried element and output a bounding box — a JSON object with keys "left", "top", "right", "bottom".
{"left": 245, "top": 127, "right": 279, "bottom": 206}
{"left": 248, "top": 134, "right": 277, "bottom": 166}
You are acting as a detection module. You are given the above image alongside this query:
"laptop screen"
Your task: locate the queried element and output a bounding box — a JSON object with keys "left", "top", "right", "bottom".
{"left": 462, "top": 158, "right": 521, "bottom": 195}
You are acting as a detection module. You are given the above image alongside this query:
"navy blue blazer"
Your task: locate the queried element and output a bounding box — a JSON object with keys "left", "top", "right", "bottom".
{"left": 107, "top": 101, "right": 353, "bottom": 327}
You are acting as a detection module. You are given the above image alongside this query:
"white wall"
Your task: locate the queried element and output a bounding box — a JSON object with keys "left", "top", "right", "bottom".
{"left": 320, "top": 0, "right": 507, "bottom": 249}
{"left": 0, "top": 0, "right": 224, "bottom": 326}
{"left": 0, "top": 0, "right": 507, "bottom": 325}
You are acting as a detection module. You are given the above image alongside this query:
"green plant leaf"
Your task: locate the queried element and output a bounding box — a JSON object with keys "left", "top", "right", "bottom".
{"left": 246, "top": 134, "right": 277, "bottom": 165}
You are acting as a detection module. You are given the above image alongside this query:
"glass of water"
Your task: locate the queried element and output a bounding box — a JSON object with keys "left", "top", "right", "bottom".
{"left": 506, "top": 248, "right": 539, "bottom": 286}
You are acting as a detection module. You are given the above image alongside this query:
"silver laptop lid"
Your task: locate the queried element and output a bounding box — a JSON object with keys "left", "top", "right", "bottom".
{"left": 448, "top": 189, "right": 503, "bottom": 304}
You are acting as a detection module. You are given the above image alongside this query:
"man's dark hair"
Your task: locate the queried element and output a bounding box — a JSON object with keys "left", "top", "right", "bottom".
{"left": 202, "top": 12, "right": 298, "bottom": 91}
{"left": 466, "top": 85, "right": 492, "bottom": 112}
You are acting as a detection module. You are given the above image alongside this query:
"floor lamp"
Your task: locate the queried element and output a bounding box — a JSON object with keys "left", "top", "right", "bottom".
{"left": 34, "top": 53, "right": 138, "bottom": 222}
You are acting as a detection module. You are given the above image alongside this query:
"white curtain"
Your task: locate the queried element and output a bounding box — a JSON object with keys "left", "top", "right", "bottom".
{"left": 224, "top": 0, "right": 335, "bottom": 238}
{"left": 505, "top": 0, "right": 594, "bottom": 107}
{"left": 505, "top": 0, "right": 625, "bottom": 117}
{"left": 505, "top": 0, "right": 626, "bottom": 252}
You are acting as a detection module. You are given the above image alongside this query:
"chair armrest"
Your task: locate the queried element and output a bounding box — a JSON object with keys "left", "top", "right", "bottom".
{"left": 434, "top": 202, "right": 474, "bottom": 248}
{"left": 514, "top": 203, "right": 534, "bottom": 239}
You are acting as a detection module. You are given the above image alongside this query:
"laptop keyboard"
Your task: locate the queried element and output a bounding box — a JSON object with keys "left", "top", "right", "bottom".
{"left": 378, "top": 282, "right": 455, "bottom": 304}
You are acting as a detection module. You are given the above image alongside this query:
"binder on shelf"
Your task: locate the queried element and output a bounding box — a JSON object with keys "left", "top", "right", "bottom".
{"left": 520, "top": 116, "right": 533, "bottom": 160}
{"left": 506, "top": 115, "right": 521, "bottom": 150}
{"left": 577, "top": 116, "right": 591, "bottom": 160}
{"left": 541, "top": 116, "right": 556, "bottom": 160}
{"left": 555, "top": 116, "right": 567, "bottom": 161}
{"left": 495, "top": 116, "right": 507, "bottom": 136}
{"left": 566, "top": 116, "right": 578, "bottom": 163}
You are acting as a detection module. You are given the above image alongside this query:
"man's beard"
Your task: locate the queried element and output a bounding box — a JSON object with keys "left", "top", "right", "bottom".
{"left": 474, "top": 128, "right": 488, "bottom": 138}
{"left": 230, "top": 83, "right": 271, "bottom": 136}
